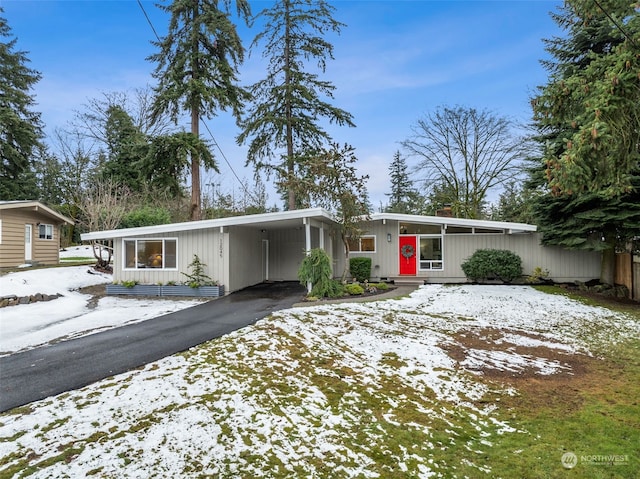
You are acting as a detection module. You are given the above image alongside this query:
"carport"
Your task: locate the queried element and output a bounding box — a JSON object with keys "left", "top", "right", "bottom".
{"left": 81, "top": 208, "right": 343, "bottom": 295}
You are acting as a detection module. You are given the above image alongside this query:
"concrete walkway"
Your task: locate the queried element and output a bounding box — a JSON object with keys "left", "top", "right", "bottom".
{"left": 0, "top": 282, "right": 306, "bottom": 413}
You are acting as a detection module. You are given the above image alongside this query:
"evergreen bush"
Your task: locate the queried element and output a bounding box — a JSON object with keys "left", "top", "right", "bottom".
{"left": 461, "top": 249, "right": 523, "bottom": 283}
{"left": 182, "top": 254, "right": 216, "bottom": 287}
{"left": 345, "top": 283, "right": 364, "bottom": 295}
{"left": 298, "top": 249, "right": 343, "bottom": 298}
{"left": 349, "top": 257, "right": 372, "bottom": 282}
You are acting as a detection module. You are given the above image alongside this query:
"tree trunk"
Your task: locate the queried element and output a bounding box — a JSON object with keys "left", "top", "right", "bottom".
{"left": 341, "top": 233, "right": 350, "bottom": 282}
{"left": 191, "top": 107, "right": 201, "bottom": 221}
{"left": 600, "top": 232, "right": 616, "bottom": 285}
{"left": 189, "top": 4, "right": 201, "bottom": 221}
{"left": 284, "top": 0, "right": 296, "bottom": 211}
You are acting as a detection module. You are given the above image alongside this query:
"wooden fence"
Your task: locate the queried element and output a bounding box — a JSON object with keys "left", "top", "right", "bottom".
{"left": 615, "top": 253, "right": 639, "bottom": 301}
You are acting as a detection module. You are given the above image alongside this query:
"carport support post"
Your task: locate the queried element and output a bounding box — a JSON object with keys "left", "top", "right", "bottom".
{"left": 305, "top": 218, "right": 312, "bottom": 293}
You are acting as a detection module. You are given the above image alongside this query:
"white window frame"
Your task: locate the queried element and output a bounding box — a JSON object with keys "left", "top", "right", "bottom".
{"left": 38, "top": 224, "right": 54, "bottom": 240}
{"left": 123, "top": 238, "right": 178, "bottom": 270}
{"left": 349, "top": 235, "right": 376, "bottom": 253}
{"left": 418, "top": 235, "right": 443, "bottom": 271}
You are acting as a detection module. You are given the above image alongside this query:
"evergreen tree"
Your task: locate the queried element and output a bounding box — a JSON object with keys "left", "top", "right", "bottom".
{"left": 237, "top": 0, "right": 355, "bottom": 210}
{"left": 489, "top": 180, "right": 537, "bottom": 224}
{"left": 149, "top": 0, "right": 250, "bottom": 220}
{"left": 384, "top": 151, "right": 425, "bottom": 214}
{"left": 100, "top": 105, "right": 148, "bottom": 191}
{"left": 0, "top": 9, "right": 43, "bottom": 199}
{"left": 530, "top": 0, "right": 640, "bottom": 284}
{"left": 280, "top": 142, "right": 369, "bottom": 280}
{"left": 142, "top": 132, "right": 215, "bottom": 198}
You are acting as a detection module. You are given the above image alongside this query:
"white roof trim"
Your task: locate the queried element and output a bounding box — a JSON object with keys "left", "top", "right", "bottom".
{"left": 81, "top": 207, "right": 335, "bottom": 241}
{"left": 370, "top": 212, "right": 537, "bottom": 233}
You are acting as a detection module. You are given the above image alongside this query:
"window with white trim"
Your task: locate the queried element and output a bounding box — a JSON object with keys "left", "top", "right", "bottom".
{"left": 38, "top": 224, "right": 53, "bottom": 240}
{"left": 124, "top": 238, "right": 177, "bottom": 269}
{"left": 348, "top": 235, "right": 376, "bottom": 253}
{"left": 419, "top": 235, "right": 443, "bottom": 270}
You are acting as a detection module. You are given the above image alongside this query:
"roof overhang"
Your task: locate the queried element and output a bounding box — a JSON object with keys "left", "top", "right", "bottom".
{"left": 81, "top": 207, "right": 337, "bottom": 241}
{"left": 370, "top": 212, "right": 537, "bottom": 234}
{"left": 0, "top": 201, "right": 74, "bottom": 225}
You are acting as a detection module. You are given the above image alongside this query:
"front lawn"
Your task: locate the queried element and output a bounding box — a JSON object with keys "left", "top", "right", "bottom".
{"left": 0, "top": 285, "right": 638, "bottom": 478}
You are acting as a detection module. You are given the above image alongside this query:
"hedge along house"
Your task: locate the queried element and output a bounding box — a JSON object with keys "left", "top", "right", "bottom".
{"left": 80, "top": 208, "right": 342, "bottom": 294}
{"left": 350, "top": 212, "right": 601, "bottom": 284}
{"left": 0, "top": 201, "right": 74, "bottom": 269}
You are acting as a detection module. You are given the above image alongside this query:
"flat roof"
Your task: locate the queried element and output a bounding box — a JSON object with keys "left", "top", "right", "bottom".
{"left": 81, "top": 207, "right": 336, "bottom": 241}
{"left": 370, "top": 212, "right": 537, "bottom": 233}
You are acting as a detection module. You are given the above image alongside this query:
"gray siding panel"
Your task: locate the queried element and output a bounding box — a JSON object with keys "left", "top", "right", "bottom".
{"left": 350, "top": 220, "right": 600, "bottom": 283}
{"left": 228, "top": 226, "right": 264, "bottom": 292}
{"left": 113, "top": 228, "right": 222, "bottom": 286}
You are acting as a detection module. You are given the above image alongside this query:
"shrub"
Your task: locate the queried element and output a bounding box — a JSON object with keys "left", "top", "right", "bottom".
{"left": 181, "top": 254, "right": 216, "bottom": 288}
{"left": 349, "top": 257, "right": 372, "bottom": 282}
{"left": 375, "top": 282, "right": 389, "bottom": 291}
{"left": 526, "top": 266, "right": 551, "bottom": 284}
{"left": 120, "top": 206, "right": 172, "bottom": 229}
{"left": 345, "top": 283, "right": 364, "bottom": 295}
{"left": 461, "top": 249, "right": 523, "bottom": 283}
{"left": 298, "top": 249, "right": 343, "bottom": 298}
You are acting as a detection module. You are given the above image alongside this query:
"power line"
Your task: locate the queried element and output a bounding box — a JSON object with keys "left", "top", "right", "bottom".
{"left": 593, "top": 0, "right": 639, "bottom": 50}
{"left": 136, "top": 0, "right": 256, "bottom": 203}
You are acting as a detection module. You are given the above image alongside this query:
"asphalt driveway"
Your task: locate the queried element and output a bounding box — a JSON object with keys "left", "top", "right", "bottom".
{"left": 0, "top": 282, "right": 306, "bottom": 413}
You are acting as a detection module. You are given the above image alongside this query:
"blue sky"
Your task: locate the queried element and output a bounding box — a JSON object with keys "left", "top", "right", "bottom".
{"left": 2, "top": 0, "right": 561, "bottom": 209}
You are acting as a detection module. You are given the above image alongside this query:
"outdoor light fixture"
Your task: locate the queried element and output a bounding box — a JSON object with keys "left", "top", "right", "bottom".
{"left": 387, "top": 233, "right": 392, "bottom": 242}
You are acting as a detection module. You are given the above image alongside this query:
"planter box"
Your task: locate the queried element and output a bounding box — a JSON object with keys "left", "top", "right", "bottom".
{"left": 107, "top": 284, "right": 224, "bottom": 297}
{"left": 160, "top": 285, "right": 224, "bottom": 297}
{"left": 107, "top": 284, "right": 161, "bottom": 296}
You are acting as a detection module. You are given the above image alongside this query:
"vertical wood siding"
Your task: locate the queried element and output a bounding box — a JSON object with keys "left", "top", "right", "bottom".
{"left": 350, "top": 220, "right": 600, "bottom": 283}
{"left": 113, "top": 228, "right": 222, "bottom": 286}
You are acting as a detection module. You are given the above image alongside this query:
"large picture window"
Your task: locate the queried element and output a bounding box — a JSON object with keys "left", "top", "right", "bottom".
{"left": 124, "top": 238, "right": 177, "bottom": 269}
{"left": 348, "top": 235, "right": 376, "bottom": 253}
{"left": 419, "top": 236, "right": 443, "bottom": 270}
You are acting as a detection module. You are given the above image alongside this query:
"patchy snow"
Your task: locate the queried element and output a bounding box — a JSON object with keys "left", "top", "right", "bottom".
{"left": 0, "top": 281, "right": 638, "bottom": 478}
{"left": 0, "top": 263, "right": 204, "bottom": 356}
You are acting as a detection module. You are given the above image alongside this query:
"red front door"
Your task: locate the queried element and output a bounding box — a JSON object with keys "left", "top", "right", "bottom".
{"left": 399, "top": 236, "right": 417, "bottom": 275}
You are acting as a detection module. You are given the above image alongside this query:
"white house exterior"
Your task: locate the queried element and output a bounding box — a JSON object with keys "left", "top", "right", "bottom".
{"left": 81, "top": 208, "right": 601, "bottom": 294}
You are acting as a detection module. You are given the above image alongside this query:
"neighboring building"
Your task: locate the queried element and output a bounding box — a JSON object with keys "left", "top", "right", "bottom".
{"left": 81, "top": 208, "right": 600, "bottom": 294}
{"left": 0, "top": 201, "right": 74, "bottom": 269}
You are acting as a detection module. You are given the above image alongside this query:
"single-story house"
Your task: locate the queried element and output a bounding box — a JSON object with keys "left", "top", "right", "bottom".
{"left": 80, "top": 207, "right": 600, "bottom": 294}
{"left": 0, "top": 201, "right": 74, "bottom": 268}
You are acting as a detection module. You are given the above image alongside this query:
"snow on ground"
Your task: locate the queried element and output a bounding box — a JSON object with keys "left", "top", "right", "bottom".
{"left": 1, "top": 281, "right": 638, "bottom": 478}
{"left": 0, "top": 258, "right": 204, "bottom": 356}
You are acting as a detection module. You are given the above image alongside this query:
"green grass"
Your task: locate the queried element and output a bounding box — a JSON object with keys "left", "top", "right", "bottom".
{"left": 468, "top": 287, "right": 640, "bottom": 478}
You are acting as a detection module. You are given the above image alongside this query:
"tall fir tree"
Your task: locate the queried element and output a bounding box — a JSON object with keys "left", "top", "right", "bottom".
{"left": 149, "top": 0, "right": 250, "bottom": 220}
{"left": 237, "top": 0, "right": 355, "bottom": 210}
{"left": 530, "top": 0, "right": 640, "bottom": 284}
{"left": 0, "top": 8, "right": 43, "bottom": 200}
{"left": 384, "top": 150, "right": 425, "bottom": 214}
{"left": 100, "top": 105, "right": 149, "bottom": 191}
